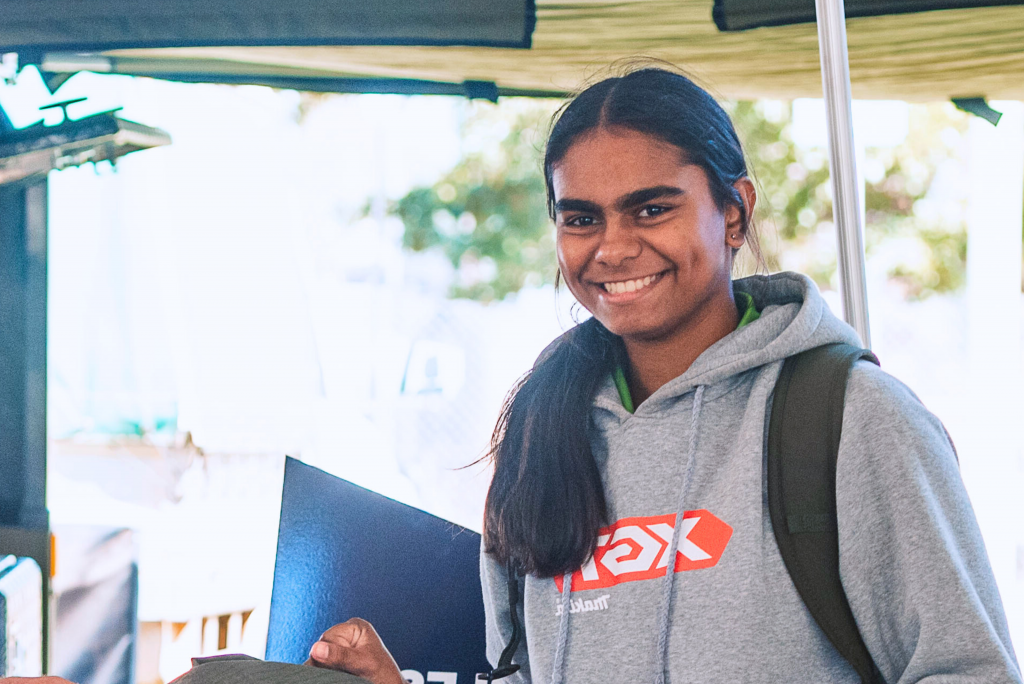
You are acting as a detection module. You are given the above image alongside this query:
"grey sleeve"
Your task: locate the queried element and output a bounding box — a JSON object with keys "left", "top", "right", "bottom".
{"left": 836, "top": 361, "right": 1022, "bottom": 683}
{"left": 480, "top": 543, "right": 532, "bottom": 683}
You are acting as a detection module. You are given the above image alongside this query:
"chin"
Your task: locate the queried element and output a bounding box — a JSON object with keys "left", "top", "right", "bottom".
{"left": 596, "top": 316, "right": 664, "bottom": 341}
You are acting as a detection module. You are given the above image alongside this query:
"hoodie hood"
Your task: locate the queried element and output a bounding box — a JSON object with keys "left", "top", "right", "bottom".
{"left": 592, "top": 272, "right": 862, "bottom": 419}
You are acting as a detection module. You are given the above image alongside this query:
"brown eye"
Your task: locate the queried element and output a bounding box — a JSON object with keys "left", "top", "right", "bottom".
{"left": 638, "top": 205, "right": 667, "bottom": 218}
{"left": 566, "top": 215, "right": 596, "bottom": 227}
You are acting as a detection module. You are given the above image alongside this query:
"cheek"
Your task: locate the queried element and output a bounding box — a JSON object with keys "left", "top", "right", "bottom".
{"left": 654, "top": 222, "right": 727, "bottom": 278}
{"left": 555, "top": 237, "right": 583, "bottom": 280}
{"left": 693, "top": 210, "right": 730, "bottom": 264}
{"left": 555, "top": 238, "right": 570, "bottom": 272}
{"left": 555, "top": 238, "right": 594, "bottom": 302}
{"left": 657, "top": 226, "right": 712, "bottom": 270}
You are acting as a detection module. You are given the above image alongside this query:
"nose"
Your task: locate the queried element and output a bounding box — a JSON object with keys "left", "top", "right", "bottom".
{"left": 594, "top": 219, "right": 642, "bottom": 267}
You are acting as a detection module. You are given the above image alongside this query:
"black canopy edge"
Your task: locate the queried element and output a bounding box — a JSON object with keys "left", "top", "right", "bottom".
{"left": 4, "top": 34, "right": 534, "bottom": 54}
{"left": 44, "top": 70, "right": 566, "bottom": 101}
{"left": 2, "top": 0, "right": 537, "bottom": 54}
{"left": 714, "top": 0, "right": 1024, "bottom": 31}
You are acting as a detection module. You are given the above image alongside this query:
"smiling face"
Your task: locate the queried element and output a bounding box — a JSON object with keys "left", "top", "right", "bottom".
{"left": 552, "top": 126, "right": 749, "bottom": 343}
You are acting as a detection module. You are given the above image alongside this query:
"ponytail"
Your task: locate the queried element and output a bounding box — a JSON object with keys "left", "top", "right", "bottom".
{"left": 483, "top": 317, "right": 622, "bottom": 577}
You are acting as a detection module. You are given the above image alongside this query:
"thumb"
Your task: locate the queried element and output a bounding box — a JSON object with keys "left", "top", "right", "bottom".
{"left": 307, "top": 618, "right": 405, "bottom": 684}
{"left": 309, "top": 640, "right": 358, "bottom": 670}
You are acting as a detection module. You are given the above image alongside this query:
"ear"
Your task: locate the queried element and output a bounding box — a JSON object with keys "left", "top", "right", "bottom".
{"left": 725, "top": 177, "right": 756, "bottom": 250}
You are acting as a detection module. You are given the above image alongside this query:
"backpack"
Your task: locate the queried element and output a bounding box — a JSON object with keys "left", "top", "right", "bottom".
{"left": 768, "top": 342, "right": 884, "bottom": 684}
{"left": 482, "top": 342, "right": 885, "bottom": 684}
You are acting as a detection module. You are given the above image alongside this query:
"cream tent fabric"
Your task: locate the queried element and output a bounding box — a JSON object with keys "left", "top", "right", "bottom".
{"left": 93, "top": 0, "right": 1024, "bottom": 101}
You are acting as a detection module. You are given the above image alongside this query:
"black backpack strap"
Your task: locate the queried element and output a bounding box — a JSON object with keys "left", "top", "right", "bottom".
{"left": 478, "top": 564, "right": 523, "bottom": 682}
{"left": 768, "top": 343, "right": 885, "bottom": 684}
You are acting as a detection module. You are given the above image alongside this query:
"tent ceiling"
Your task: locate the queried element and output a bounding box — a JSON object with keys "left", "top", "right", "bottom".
{"left": 49, "top": 0, "right": 1024, "bottom": 101}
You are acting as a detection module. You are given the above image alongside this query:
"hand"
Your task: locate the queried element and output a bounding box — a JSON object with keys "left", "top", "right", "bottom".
{"left": 306, "top": 618, "right": 405, "bottom": 684}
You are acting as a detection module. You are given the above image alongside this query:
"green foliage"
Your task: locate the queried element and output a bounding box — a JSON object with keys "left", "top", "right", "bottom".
{"left": 386, "top": 97, "right": 971, "bottom": 303}
{"left": 728, "top": 99, "right": 970, "bottom": 298}
{"left": 725, "top": 100, "right": 834, "bottom": 283}
{"left": 888, "top": 227, "right": 968, "bottom": 298}
{"left": 389, "top": 102, "right": 558, "bottom": 302}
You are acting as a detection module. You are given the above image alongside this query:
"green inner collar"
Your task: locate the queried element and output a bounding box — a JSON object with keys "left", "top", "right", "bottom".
{"left": 735, "top": 291, "right": 759, "bottom": 328}
{"left": 613, "top": 291, "right": 760, "bottom": 414}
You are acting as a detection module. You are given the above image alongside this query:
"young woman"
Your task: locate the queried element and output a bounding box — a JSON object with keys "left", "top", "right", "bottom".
{"left": 311, "top": 66, "right": 1020, "bottom": 684}
{"left": 302, "top": 66, "right": 1021, "bottom": 684}
{"left": 472, "top": 67, "right": 1021, "bottom": 684}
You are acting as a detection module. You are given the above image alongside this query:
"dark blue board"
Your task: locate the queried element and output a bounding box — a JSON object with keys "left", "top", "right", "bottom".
{"left": 267, "top": 457, "right": 488, "bottom": 683}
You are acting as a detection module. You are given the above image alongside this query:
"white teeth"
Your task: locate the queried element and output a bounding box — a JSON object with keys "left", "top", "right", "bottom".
{"left": 603, "top": 273, "right": 660, "bottom": 294}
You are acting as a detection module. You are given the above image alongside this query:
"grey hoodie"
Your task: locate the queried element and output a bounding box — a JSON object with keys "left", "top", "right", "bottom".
{"left": 481, "top": 272, "right": 1022, "bottom": 684}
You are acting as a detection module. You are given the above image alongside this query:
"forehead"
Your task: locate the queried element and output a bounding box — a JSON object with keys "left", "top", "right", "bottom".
{"left": 551, "top": 127, "right": 699, "bottom": 202}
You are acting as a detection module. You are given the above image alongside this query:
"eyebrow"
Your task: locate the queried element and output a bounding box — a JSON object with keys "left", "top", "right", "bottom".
{"left": 554, "top": 198, "right": 602, "bottom": 214}
{"left": 554, "top": 185, "right": 685, "bottom": 214}
{"left": 615, "top": 186, "right": 684, "bottom": 211}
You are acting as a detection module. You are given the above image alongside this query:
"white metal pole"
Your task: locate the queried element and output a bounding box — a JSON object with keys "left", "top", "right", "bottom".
{"left": 814, "top": 0, "right": 871, "bottom": 347}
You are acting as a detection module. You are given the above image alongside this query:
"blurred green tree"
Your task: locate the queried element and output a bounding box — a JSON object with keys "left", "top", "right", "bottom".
{"left": 385, "top": 98, "right": 970, "bottom": 302}
{"left": 388, "top": 101, "right": 557, "bottom": 302}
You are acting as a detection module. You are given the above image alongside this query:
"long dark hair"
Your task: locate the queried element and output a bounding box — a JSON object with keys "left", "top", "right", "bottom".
{"left": 483, "top": 66, "right": 757, "bottom": 578}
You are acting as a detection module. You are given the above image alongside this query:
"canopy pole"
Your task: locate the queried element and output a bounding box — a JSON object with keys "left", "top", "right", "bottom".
{"left": 814, "top": 0, "right": 871, "bottom": 347}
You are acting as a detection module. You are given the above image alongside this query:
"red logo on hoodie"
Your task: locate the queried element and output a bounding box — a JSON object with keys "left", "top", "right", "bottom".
{"left": 554, "top": 511, "right": 733, "bottom": 593}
